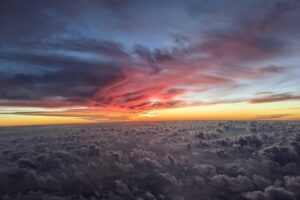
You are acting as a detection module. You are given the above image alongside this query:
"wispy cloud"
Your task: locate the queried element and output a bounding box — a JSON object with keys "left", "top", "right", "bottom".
{"left": 254, "top": 113, "right": 295, "bottom": 120}
{"left": 0, "top": 0, "right": 299, "bottom": 121}
{"left": 250, "top": 92, "right": 300, "bottom": 104}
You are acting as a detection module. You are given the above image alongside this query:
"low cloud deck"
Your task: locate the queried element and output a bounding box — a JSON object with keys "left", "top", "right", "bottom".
{"left": 0, "top": 121, "right": 299, "bottom": 199}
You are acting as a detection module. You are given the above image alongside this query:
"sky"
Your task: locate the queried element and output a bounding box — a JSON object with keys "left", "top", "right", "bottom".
{"left": 0, "top": 0, "right": 300, "bottom": 126}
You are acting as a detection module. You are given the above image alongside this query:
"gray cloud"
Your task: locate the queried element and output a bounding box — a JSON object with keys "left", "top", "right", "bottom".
{"left": 0, "top": 121, "right": 299, "bottom": 199}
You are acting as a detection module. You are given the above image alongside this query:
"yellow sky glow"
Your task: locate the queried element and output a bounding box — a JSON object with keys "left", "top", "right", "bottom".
{"left": 1, "top": 101, "right": 299, "bottom": 127}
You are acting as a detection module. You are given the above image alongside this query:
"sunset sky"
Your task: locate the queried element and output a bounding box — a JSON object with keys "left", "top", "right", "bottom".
{"left": 0, "top": 0, "right": 300, "bottom": 126}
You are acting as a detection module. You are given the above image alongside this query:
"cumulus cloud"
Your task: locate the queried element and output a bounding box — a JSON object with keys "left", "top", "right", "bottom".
{"left": 260, "top": 144, "right": 299, "bottom": 166}
{"left": 243, "top": 186, "right": 295, "bottom": 200}
{"left": 0, "top": 121, "right": 299, "bottom": 199}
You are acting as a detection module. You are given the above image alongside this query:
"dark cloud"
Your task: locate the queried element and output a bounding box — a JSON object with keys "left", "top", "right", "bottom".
{"left": 0, "top": 0, "right": 65, "bottom": 44}
{"left": 182, "top": 1, "right": 297, "bottom": 66}
{"left": 0, "top": 51, "right": 125, "bottom": 106}
{"left": 18, "top": 38, "right": 130, "bottom": 59}
{"left": 260, "top": 144, "right": 299, "bottom": 166}
{"left": 258, "top": 65, "right": 287, "bottom": 74}
{"left": 250, "top": 93, "right": 300, "bottom": 104}
{"left": 255, "top": 114, "right": 295, "bottom": 120}
{"left": 244, "top": 186, "right": 296, "bottom": 200}
{"left": 284, "top": 176, "right": 300, "bottom": 198}
{"left": 0, "top": 121, "right": 300, "bottom": 199}
{"left": 0, "top": 0, "right": 299, "bottom": 118}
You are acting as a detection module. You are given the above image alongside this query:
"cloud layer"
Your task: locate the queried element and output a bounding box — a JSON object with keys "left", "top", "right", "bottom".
{"left": 0, "top": 121, "right": 300, "bottom": 199}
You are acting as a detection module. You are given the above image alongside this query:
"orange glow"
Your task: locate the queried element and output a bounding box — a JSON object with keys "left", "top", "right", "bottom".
{"left": 1, "top": 101, "right": 299, "bottom": 127}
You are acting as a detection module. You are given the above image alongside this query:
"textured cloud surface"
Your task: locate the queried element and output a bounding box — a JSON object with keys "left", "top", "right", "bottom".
{"left": 0, "top": 121, "right": 299, "bottom": 199}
